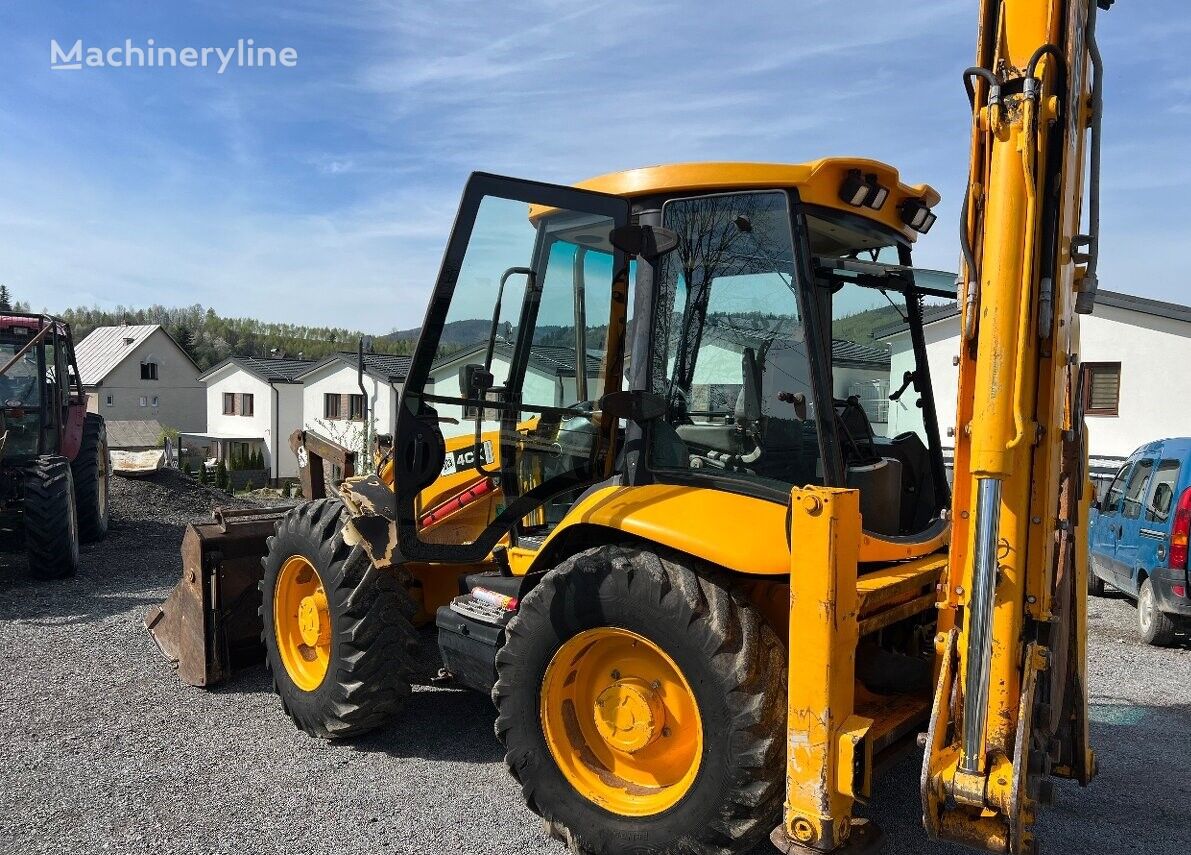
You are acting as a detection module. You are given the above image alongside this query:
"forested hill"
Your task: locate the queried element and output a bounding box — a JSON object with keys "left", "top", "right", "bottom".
{"left": 53, "top": 298, "right": 955, "bottom": 374}
{"left": 60, "top": 304, "right": 414, "bottom": 371}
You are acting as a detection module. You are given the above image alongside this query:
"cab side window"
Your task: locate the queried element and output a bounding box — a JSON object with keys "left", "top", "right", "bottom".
{"left": 1145, "top": 459, "right": 1181, "bottom": 523}
{"left": 1122, "top": 459, "right": 1155, "bottom": 520}
{"left": 1102, "top": 464, "right": 1130, "bottom": 515}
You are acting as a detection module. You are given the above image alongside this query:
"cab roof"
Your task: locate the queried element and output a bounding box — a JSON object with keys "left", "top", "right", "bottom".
{"left": 539, "top": 158, "right": 941, "bottom": 243}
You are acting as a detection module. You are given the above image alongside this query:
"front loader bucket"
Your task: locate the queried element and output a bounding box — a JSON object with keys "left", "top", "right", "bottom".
{"left": 145, "top": 507, "right": 287, "bottom": 687}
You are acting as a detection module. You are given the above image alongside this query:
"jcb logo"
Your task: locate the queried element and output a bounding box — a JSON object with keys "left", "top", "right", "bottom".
{"left": 441, "top": 440, "right": 494, "bottom": 476}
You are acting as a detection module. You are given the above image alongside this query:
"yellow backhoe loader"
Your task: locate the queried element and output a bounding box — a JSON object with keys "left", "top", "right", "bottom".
{"left": 149, "top": 0, "right": 1110, "bottom": 851}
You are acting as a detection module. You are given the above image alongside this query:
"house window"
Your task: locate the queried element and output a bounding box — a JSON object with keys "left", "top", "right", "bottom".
{"left": 141, "top": 361, "right": 158, "bottom": 380}
{"left": 324, "top": 393, "right": 341, "bottom": 419}
{"left": 240, "top": 393, "right": 254, "bottom": 417}
{"left": 349, "top": 394, "right": 366, "bottom": 421}
{"left": 223, "top": 393, "right": 236, "bottom": 415}
{"left": 151, "top": 395, "right": 159, "bottom": 407}
{"left": 139, "top": 396, "right": 147, "bottom": 407}
{"left": 1082, "top": 362, "right": 1121, "bottom": 416}
{"left": 105, "top": 395, "right": 114, "bottom": 407}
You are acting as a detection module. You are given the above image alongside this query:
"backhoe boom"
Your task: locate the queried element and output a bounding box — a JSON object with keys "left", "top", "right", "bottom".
{"left": 921, "top": 1, "right": 1108, "bottom": 851}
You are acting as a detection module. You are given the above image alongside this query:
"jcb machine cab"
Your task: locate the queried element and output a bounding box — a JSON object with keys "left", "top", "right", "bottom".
{"left": 267, "top": 161, "right": 958, "bottom": 853}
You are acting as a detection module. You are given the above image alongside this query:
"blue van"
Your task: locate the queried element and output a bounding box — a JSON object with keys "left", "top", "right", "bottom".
{"left": 1088, "top": 437, "right": 1191, "bottom": 645}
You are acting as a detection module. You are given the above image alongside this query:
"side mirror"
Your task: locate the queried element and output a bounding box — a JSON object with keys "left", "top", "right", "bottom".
{"left": 610, "top": 225, "right": 679, "bottom": 260}
{"left": 460, "top": 364, "right": 494, "bottom": 398}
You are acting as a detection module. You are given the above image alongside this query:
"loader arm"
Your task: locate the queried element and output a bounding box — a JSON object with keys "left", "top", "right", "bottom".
{"left": 921, "top": 1, "right": 1109, "bottom": 851}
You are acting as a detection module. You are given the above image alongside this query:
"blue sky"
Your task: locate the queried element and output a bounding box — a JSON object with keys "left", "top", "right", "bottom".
{"left": 2, "top": 1, "right": 1188, "bottom": 330}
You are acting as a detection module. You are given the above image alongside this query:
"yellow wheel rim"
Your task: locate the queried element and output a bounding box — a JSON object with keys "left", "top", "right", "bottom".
{"left": 541, "top": 627, "right": 703, "bottom": 816}
{"left": 273, "top": 555, "right": 331, "bottom": 692}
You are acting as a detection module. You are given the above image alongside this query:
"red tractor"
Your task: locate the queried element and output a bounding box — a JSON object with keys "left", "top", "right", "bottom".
{"left": 0, "top": 313, "right": 109, "bottom": 579}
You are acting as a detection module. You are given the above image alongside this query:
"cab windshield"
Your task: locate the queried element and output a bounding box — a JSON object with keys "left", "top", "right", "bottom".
{"left": 0, "top": 341, "right": 45, "bottom": 458}
{"left": 647, "top": 193, "right": 952, "bottom": 537}
{"left": 0, "top": 343, "right": 41, "bottom": 407}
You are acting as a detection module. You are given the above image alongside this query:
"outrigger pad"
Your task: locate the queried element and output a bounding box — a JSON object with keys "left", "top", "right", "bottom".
{"left": 145, "top": 508, "right": 287, "bottom": 687}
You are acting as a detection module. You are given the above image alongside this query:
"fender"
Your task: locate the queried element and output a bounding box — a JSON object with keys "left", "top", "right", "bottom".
{"left": 61, "top": 401, "right": 86, "bottom": 460}
{"left": 519, "top": 484, "right": 949, "bottom": 578}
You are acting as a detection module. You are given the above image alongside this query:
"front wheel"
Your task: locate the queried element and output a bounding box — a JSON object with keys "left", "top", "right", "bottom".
{"left": 24, "top": 456, "right": 80, "bottom": 580}
{"left": 1087, "top": 565, "right": 1106, "bottom": 597}
{"left": 494, "top": 545, "right": 786, "bottom": 855}
{"left": 1138, "top": 577, "right": 1177, "bottom": 646}
{"left": 260, "top": 498, "right": 418, "bottom": 738}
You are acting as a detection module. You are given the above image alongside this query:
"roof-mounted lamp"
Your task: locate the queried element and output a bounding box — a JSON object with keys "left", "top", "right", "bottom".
{"left": 838, "top": 169, "right": 889, "bottom": 210}
{"left": 898, "top": 198, "right": 937, "bottom": 234}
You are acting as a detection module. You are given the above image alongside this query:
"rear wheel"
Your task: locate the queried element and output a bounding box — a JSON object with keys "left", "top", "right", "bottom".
{"left": 260, "top": 498, "right": 418, "bottom": 738}
{"left": 1087, "top": 565, "right": 1106, "bottom": 597}
{"left": 1137, "top": 577, "right": 1177, "bottom": 646}
{"left": 24, "top": 456, "right": 80, "bottom": 580}
{"left": 72, "top": 413, "right": 110, "bottom": 543}
{"left": 494, "top": 545, "right": 786, "bottom": 855}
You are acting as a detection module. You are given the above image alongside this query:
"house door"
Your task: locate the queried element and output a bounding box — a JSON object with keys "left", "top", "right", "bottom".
{"left": 391, "top": 173, "right": 631, "bottom": 563}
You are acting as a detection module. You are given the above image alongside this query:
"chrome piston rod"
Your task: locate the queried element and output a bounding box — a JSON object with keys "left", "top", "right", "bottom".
{"left": 960, "top": 477, "right": 1003, "bottom": 774}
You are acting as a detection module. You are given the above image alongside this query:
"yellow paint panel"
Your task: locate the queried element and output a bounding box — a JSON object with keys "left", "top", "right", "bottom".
{"left": 527, "top": 484, "right": 946, "bottom": 577}
{"left": 530, "top": 159, "right": 940, "bottom": 243}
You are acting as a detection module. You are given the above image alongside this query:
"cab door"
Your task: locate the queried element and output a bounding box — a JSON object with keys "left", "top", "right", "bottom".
{"left": 391, "top": 173, "right": 631, "bottom": 564}
{"left": 1115, "top": 457, "right": 1156, "bottom": 592}
{"left": 1090, "top": 461, "right": 1131, "bottom": 586}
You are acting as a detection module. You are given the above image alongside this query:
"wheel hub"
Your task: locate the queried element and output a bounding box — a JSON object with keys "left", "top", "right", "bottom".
{"left": 298, "top": 589, "right": 329, "bottom": 647}
{"left": 594, "top": 678, "right": 666, "bottom": 754}
{"left": 540, "top": 626, "right": 703, "bottom": 817}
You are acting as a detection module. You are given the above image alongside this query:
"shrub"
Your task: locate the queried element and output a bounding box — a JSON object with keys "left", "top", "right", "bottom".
{"left": 215, "top": 459, "right": 229, "bottom": 491}
{"left": 243, "top": 479, "right": 254, "bottom": 493}
{"left": 198, "top": 464, "right": 210, "bottom": 485}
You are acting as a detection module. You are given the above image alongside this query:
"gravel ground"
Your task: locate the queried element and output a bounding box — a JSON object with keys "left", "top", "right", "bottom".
{"left": 1, "top": 472, "right": 1189, "bottom": 855}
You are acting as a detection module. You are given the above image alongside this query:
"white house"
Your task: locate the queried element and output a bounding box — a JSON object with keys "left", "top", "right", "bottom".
{"left": 187, "top": 356, "right": 312, "bottom": 481}
{"left": 879, "top": 288, "right": 1191, "bottom": 481}
{"left": 295, "top": 351, "right": 411, "bottom": 451}
{"left": 74, "top": 324, "right": 205, "bottom": 431}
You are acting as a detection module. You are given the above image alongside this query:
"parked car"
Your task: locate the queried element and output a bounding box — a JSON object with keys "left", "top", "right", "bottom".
{"left": 1088, "top": 438, "right": 1191, "bottom": 645}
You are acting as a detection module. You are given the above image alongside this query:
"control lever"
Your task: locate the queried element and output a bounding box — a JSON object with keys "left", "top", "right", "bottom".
{"left": 778, "top": 391, "right": 808, "bottom": 420}
{"left": 889, "top": 370, "right": 917, "bottom": 402}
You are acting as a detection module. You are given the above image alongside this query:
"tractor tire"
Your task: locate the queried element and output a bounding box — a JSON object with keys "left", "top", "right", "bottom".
{"left": 72, "top": 413, "right": 110, "bottom": 543}
{"left": 260, "top": 498, "right": 418, "bottom": 739}
{"left": 494, "top": 545, "right": 786, "bottom": 855}
{"left": 24, "top": 456, "right": 81, "bottom": 580}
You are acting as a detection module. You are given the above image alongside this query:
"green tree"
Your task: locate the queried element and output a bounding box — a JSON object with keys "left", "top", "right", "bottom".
{"left": 198, "top": 463, "right": 210, "bottom": 485}
{"left": 174, "top": 323, "right": 196, "bottom": 357}
{"left": 0, "top": 285, "right": 11, "bottom": 312}
{"left": 215, "top": 459, "right": 229, "bottom": 490}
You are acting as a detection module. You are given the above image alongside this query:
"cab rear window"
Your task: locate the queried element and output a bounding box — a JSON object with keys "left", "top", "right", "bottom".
{"left": 1145, "top": 459, "right": 1181, "bottom": 523}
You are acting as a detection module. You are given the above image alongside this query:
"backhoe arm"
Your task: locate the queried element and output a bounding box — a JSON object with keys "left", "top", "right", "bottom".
{"left": 921, "top": 1, "right": 1109, "bottom": 852}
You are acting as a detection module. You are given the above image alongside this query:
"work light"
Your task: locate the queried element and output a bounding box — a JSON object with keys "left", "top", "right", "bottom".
{"left": 898, "top": 198, "right": 937, "bottom": 234}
